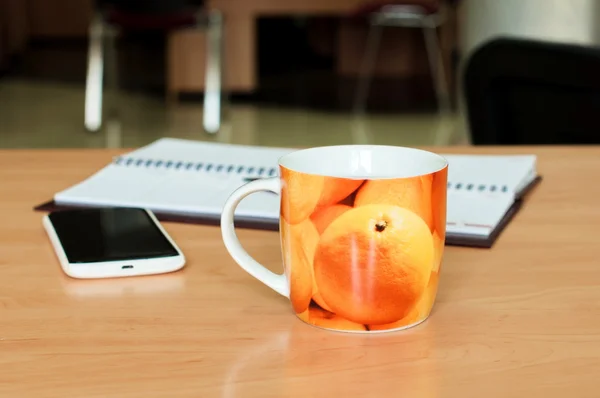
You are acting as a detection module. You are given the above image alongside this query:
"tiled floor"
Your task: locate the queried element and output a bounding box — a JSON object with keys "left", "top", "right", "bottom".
{"left": 0, "top": 79, "right": 470, "bottom": 150}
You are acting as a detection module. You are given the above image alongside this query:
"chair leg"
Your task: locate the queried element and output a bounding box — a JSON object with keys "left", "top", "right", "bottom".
{"left": 85, "top": 13, "right": 105, "bottom": 133}
{"left": 422, "top": 21, "right": 450, "bottom": 114}
{"left": 203, "top": 9, "right": 224, "bottom": 135}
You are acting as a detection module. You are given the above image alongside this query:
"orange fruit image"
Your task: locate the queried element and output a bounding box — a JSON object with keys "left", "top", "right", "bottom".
{"left": 338, "top": 189, "right": 358, "bottom": 207}
{"left": 310, "top": 204, "right": 352, "bottom": 235}
{"left": 280, "top": 218, "right": 320, "bottom": 314}
{"left": 354, "top": 178, "right": 433, "bottom": 232}
{"left": 367, "top": 309, "right": 420, "bottom": 331}
{"left": 312, "top": 290, "right": 333, "bottom": 312}
{"left": 313, "top": 204, "right": 434, "bottom": 325}
{"left": 309, "top": 307, "right": 367, "bottom": 332}
{"left": 280, "top": 167, "right": 325, "bottom": 225}
{"left": 431, "top": 167, "right": 448, "bottom": 236}
{"left": 369, "top": 271, "right": 440, "bottom": 331}
{"left": 432, "top": 231, "right": 445, "bottom": 272}
{"left": 317, "top": 178, "right": 364, "bottom": 208}
{"left": 420, "top": 174, "right": 433, "bottom": 201}
{"left": 310, "top": 204, "right": 352, "bottom": 311}
{"left": 296, "top": 309, "right": 310, "bottom": 323}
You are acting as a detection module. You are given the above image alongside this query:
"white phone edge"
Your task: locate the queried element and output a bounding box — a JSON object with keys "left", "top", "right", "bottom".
{"left": 42, "top": 209, "right": 186, "bottom": 279}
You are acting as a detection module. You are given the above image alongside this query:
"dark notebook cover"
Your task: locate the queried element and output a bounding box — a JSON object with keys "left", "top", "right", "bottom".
{"left": 33, "top": 176, "right": 541, "bottom": 249}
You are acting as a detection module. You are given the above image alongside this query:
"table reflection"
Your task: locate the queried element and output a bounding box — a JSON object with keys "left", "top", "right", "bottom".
{"left": 60, "top": 272, "right": 186, "bottom": 298}
{"left": 222, "top": 316, "right": 441, "bottom": 397}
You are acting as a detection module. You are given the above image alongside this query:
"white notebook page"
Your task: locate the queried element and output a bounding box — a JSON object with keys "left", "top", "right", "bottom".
{"left": 444, "top": 155, "right": 536, "bottom": 237}
{"left": 55, "top": 139, "right": 293, "bottom": 220}
{"left": 445, "top": 155, "right": 537, "bottom": 194}
{"left": 55, "top": 139, "right": 536, "bottom": 238}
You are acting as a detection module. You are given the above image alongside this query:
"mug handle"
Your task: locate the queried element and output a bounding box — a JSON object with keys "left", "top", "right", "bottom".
{"left": 220, "top": 177, "right": 289, "bottom": 298}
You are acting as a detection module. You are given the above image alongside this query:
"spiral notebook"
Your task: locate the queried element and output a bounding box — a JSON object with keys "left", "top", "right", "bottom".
{"left": 35, "top": 138, "right": 540, "bottom": 248}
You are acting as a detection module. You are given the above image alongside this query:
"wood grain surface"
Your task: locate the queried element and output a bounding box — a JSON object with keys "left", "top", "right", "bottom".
{"left": 1, "top": 146, "right": 599, "bottom": 397}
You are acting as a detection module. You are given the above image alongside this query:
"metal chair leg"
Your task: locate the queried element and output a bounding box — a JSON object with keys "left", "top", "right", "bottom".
{"left": 85, "top": 13, "right": 105, "bottom": 132}
{"left": 422, "top": 20, "right": 450, "bottom": 114}
{"left": 354, "top": 20, "right": 384, "bottom": 116}
{"left": 203, "top": 9, "right": 224, "bottom": 134}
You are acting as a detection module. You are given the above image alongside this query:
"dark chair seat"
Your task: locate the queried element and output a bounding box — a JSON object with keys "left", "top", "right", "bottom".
{"left": 106, "top": 9, "right": 198, "bottom": 30}
{"left": 98, "top": 0, "right": 203, "bottom": 13}
{"left": 464, "top": 37, "right": 600, "bottom": 145}
{"left": 98, "top": 0, "right": 204, "bottom": 30}
{"left": 351, "top": 0, "right": 440, "bottom": 18}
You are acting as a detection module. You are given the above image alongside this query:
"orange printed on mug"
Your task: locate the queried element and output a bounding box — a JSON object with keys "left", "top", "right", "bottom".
{"left": 221, "top": 145, "right": 448, "bottom": 333}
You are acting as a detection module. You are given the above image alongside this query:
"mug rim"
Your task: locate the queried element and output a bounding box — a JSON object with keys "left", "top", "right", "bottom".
{"left": 277, "top": 144, "right": 448, "bottom": 179}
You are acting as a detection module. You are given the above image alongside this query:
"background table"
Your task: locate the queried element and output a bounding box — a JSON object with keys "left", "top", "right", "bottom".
{"left": 169, "top": 0, "right": 459, "bottom": 95}
{"left": 1, "top": 146, "right": 599, "bottom": 397}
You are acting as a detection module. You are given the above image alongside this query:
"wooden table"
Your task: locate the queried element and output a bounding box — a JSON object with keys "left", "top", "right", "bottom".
{"left": 1, "top": 146, "right": 599, "bottom": 397}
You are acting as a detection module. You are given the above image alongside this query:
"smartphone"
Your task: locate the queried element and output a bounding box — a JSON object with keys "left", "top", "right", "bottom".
{"left": 43, "top": 208, "right": 185, "bottom": 279}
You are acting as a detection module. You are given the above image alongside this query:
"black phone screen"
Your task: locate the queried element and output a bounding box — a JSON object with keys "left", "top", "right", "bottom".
{"left": 48, "top": 208, "right": 180, "bottom": 263}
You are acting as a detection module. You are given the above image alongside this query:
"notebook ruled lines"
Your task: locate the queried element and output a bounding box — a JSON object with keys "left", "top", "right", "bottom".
{"left": 114, "top": 156, "right": 278, "bottom": 177}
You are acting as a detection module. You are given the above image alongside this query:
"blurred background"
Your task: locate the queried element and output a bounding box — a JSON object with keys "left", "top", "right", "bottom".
{"left": 1, "top": 0, "right": 599, "bottom": 149}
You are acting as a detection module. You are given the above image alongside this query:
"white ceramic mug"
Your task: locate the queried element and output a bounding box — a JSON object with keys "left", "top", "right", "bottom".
{"left": 221, "top": 145, "right": 448, "bottom": 332}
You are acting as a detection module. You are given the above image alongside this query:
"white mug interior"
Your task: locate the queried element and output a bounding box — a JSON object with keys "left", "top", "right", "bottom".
{"left": 278, "top": 145, "right": 448, "bottom": 179}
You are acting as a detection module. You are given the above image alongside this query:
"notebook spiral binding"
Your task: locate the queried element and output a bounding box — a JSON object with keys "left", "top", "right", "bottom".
{"left": 448, "top": 181, "right": 509, "bottom": 194}
{"left": 114, "top": 156, "right": 279, "bottom": 177}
